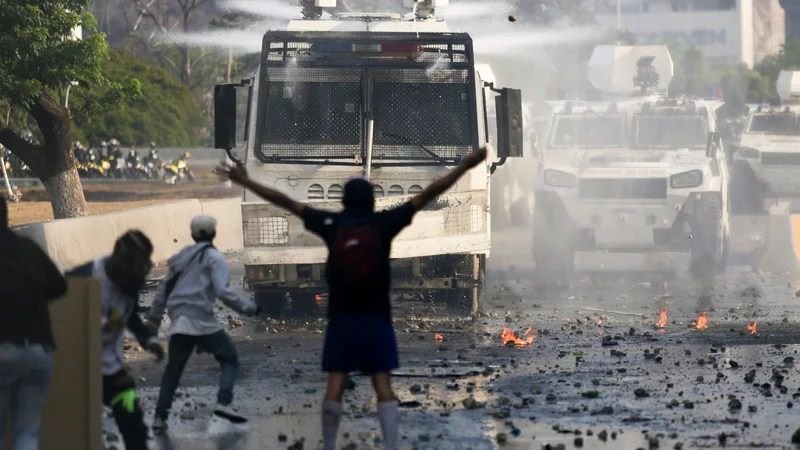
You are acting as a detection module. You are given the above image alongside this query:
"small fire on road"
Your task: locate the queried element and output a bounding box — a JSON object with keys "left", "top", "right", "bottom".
{"left": 501, "top": 327, "right": 535, "bottom": 346}
{"left": 434, "top": 333, "right": 444, "bottom": 342}
{"left": 656, "top": 309, "right": 668, "bottom": 328}
{"left": 747, "top": 321, "right": 757, "bottom": 335}
{"left": 692, "top": 312, "right": 708, "bottom": 330}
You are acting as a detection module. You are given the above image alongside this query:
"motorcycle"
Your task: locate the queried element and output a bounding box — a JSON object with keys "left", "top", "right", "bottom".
{"left": 162, "top": 158, "right": 195, "bottom": 184}
{"left": 107, "top": 155, "right": 126, "bottom": 179}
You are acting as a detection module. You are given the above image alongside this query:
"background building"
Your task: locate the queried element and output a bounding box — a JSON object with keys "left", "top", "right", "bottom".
{"left": 594, "top": 0, "right": 785, "bottom": 67}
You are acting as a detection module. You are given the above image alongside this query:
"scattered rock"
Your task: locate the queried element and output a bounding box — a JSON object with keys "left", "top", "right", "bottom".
{"left": 598, "top": 430, "right": 609, "bottom": 441}
{"left": 591, "top": 406, "right": 614, "bottom": 416}
{"left": 462, "top": 398, "right": 485, "bottom": 410}
{"left": 749, "top": 405, "right": 757, "bottom": 412}
{"left": 410, "top": 384, "right": 422, "bottom": 394}
{"left": 634, "top": 389, "right": 649, "bottom": 398}
{"left": 744, "top": 370, "right": 756, "bottom": 383}
{"left": 496, "top": 433, "right": 508, "bottom": 444}
{"left": 278, "top": 433, "right": 288, "bottom": 442}
{"left": 728, "top": 399, "right": 742, "bottom": 411}
{"left": 581, "top": 391, "right": 600, "bottom": 399}
{"left": 574, "top": 437, "right": 584, "bottom": 447}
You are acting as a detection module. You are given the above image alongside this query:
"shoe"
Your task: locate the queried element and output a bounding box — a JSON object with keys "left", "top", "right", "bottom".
{"left": 152, "top": 416, "right": 168, "bottom": 432}
{"left": 213, "top": 403, "right": 248, "bottom": 424}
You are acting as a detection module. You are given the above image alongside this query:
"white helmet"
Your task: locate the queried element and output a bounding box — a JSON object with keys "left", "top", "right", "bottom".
{"left": 191, "top": 215, "right": 217, "bottom": 240}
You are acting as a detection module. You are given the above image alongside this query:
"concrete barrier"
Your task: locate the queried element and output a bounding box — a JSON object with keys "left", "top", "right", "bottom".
{"left": 5, "top": 278, "right": 103, "bottom": 450}
{"left": 200, "top": 197, "right": 244, "bottom": 253}
{"left": 14, "top": 200, "right": 205, "bottom": 270}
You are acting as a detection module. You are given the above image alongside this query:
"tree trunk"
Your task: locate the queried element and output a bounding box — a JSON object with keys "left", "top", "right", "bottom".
{"left": 181, "top": 12, "right": 192, "bottom": 85}
{"left": 27, "top": 91, "right": 87, "bottom": 219}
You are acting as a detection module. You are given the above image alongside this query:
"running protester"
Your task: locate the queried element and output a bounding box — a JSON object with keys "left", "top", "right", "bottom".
{"left": 216, "top": 146, "right": 487, "bottom": 450}
{"left": 68, "top": 231, "right": 165, "bottom": 450}
{"left": 148, "top": 215, "right": 259, "bottom": 430}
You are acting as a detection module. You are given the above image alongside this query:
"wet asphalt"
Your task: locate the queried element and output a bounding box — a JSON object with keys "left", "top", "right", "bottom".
{"left": 108, "top": 226, "right": 800, "bottom": 450}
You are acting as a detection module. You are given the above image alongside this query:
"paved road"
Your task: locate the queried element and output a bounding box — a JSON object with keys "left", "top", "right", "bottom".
{"left": 115, "top": 226, "right": 800, "bottom": 450}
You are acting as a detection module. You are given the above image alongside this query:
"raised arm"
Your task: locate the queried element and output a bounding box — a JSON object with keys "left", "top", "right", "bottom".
{"left": 216, "top": 163, "right": 305, "bottom": 216}
{"left": 410, "top": 146, "right": 487, "bottom": 212}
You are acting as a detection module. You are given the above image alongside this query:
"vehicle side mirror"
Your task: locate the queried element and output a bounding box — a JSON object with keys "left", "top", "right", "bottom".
{"left": 214, "top": 83, "right": 237, "bottom": 150}
{"left": 495, "top": 88, "right": 523, "bottom": 158}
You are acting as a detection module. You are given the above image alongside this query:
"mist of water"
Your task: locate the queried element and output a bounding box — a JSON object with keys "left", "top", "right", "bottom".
{"left": 220, "top": 0, "right": 303, "bottom": 20}
{"left": 163, "top": 30, "right": 266, "bottom": 53}
{"left": 436, "top": 1, "right": 510, "bottom": 18}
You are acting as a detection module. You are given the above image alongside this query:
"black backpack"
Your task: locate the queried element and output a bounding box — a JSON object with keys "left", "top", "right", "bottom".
{"left": 328, "top": 216, "right": 382, "bottom": 288}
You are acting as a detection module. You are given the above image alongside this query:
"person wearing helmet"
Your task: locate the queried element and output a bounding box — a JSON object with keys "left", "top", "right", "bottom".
{"left": 148, "top": 216, "right": 259, "bottom": 431}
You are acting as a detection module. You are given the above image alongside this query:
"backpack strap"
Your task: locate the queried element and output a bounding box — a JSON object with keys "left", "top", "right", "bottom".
{"left": 164, "top": 245, "right": 214, "bottom": 299}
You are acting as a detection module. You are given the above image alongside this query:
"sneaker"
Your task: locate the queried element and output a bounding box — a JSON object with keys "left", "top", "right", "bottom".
{"left": 152, "top": 416, "right": 168, "bottom": 432}
{"left": 213, "top": 403, "right": 248, "bottom": 424}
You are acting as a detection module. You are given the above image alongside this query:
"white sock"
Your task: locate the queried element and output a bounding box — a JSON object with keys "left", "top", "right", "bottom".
{"left": 322, "top": 400, "right": 342, "bottom": 450}
{"left": 377, "top": 400, "right": 399, "bottom": 450}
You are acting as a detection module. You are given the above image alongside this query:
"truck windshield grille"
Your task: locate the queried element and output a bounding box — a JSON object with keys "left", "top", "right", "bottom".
{"left": 259, "top": 68, "right": 362, "bottom": 159}
{"left": 372, "top": 68, "right": 472, "bottom": 161}
{"left": 579, "top": 178, "right": 668, "bottom": 199}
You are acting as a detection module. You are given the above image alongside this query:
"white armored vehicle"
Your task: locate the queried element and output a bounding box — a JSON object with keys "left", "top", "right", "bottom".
{"left": 732, "top": 71, "right": 800, "bottom": 213}
{"left": 532, "top": 45, "right": 730, "bottom": 281}
{"left": 213, "top": 0, "right": 524, "bottom": 315}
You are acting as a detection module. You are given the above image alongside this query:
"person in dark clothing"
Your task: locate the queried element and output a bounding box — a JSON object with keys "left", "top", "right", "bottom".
{"left": 68, "top": 231, "right": 165, "bottom": 450}
{"left": 216, "top": 146, "right": 488, "bottom": 450}
{"left": 0, "top": 196, "right": 68, "bottom": 450}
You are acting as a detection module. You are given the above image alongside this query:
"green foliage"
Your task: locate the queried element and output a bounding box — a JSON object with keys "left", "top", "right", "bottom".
{"left": 0, "top": 0, "right": 137, "bottom": 114}
{"left": 72, "top": 50, "right": 205, "bottom": 147}
{"left": 756, "top": 39, "right": 800, "bottom": 87}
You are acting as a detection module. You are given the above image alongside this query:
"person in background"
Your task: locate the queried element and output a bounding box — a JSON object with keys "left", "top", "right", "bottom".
{"left": 0, "top": 196, "right": 68, "bottom": 450}
{"left": 148, "top": 216, "right": 259, "bottom": 431}
{"left": 216, "top": 146, "right": 488, "bottom": 450}
{"left": 68, "top": 231, "right": 165, "bottom": 450}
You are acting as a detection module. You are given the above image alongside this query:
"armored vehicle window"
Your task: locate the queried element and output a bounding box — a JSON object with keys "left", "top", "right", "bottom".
{"left": 747, "top": 114, "right": 799, "bottom": 135}
{"left": 634, "top": 115, "right": 707, "bottom": 149}
{"left": 549, "top": 115, "right": 626, "bottom": 148}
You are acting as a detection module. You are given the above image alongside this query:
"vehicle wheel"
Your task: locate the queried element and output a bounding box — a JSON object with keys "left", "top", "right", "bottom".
{"left": 690, "top": 198, "right": 724, "bottom": 280}
{"left": 254, "top": 291, "right": 285, "bottom": 317}
{"left": 731, "top": 163, "right": 763, "bottom": 214}
{"left": 532, "top": 196, "right": 574, "bottom": 284}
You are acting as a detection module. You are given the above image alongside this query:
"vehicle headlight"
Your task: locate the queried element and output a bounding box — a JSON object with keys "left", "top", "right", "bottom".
{"left": 670, "top": 170, "right": 703, "bottom": 189}
{"left": 737, "top": 147, "right": 760, "bottom": 159}
{"left": 544, "top": 169, "right": 577, "bottom": 188}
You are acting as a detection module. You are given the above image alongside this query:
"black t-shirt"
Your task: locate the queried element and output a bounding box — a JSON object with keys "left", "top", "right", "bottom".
{"left": 303, "top": 201, "right": 416, "bottom": 322}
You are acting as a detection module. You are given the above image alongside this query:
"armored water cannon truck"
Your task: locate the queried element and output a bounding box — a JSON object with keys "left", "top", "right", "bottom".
{"left": 532, "top": 45, "right": 730, "bottom": 281}
{"left": 732, "top": 71, "right": 800, "bottom": 213}
{"left": 213, "top": 0, "right": 524, "bottom": 316}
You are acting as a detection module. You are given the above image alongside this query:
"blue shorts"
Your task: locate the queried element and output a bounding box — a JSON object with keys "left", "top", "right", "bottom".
{"left": 322, "top": 314, "right": 399, "bottom": 374}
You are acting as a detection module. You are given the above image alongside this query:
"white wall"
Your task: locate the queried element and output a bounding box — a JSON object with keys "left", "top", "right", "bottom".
{"left": 596, "top": 1, "right": 754, "bottom": 67}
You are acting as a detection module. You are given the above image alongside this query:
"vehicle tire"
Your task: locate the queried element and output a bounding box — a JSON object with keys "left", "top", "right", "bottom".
{"left": 254, "top": 291, "right": 285, "bottom": 317}
{"left": 730, "top": 163, "right": 763, "bottom": 214}
{"left": 532, "top": 195, "right": 574, "bottom": 284}
{"left": 690, "top": 198, "right": 724, "bottom": 279}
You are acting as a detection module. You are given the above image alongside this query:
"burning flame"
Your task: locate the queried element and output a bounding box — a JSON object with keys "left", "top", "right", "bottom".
{"left": 747, "top": 321, "right": 757, "bottom": 335}
{"left": 525, "top": 327, "right": 534, "bottom": 336}
{"left": 695, "top": 312, "right": 708, "bottom": 330}
{"left": 315, "top": 294, "right": 323, "bottom": 304}
{"left": 501, "top": 327, "right": 535, "bottom": 346}
{"left": 656, "top": 309, "right": 668, "bottom": 328}
{"left": 597, "top": 318, "right": 604, "bottom": 326}
{"left": 434, "top": 333, "right": 444, "bottom": 342}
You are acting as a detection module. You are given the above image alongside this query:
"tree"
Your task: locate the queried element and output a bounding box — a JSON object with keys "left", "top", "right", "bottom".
{"left": 72, "top": 50, "right": 205, "bottom": 147}
{"left": 0, "top": 0, "right": 139, "bottom": 218}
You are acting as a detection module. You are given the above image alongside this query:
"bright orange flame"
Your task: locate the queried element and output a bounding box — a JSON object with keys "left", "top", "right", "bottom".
{"left": 695, "top": 312, "right": 708, "bottom": 330}
{"left": 656, "top": 309, "right": 668, "bottom": 328}
{"left": 524, "top": 327, "right": 533, "bottom": 336}
{"left": 597, "top": 319, "right": 604, "bottom": 326}
{"left": 315, "top": 294, "right": 323, "bottom": 303}
{"left": 434, "top": 333, "right": 444, "bottom": 342}
{"left": 501, "top": 327, "right": 535, "bottom": 346}
{"left": 747, "top": 321, "right": 757, "bottom": 335}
